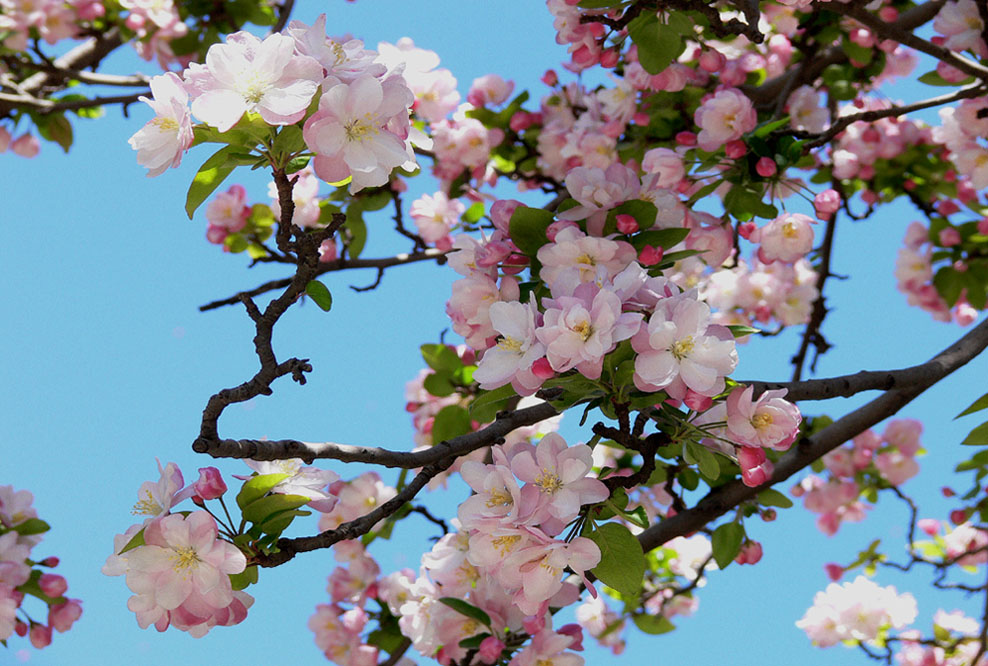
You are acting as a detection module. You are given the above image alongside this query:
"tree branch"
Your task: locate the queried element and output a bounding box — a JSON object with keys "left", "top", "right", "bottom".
{"left": 198, "top": 249, "right": 447, "bottom": 311}
{"left": 638, "top": 315, "right": 988, "bottom": 554}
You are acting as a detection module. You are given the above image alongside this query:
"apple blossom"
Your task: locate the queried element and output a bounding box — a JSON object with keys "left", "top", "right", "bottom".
{"left": 128, "top": 72, "right": 193, "bottom": 177}
{"left": 725, "top": 385, "right": 801, "bottom": 450}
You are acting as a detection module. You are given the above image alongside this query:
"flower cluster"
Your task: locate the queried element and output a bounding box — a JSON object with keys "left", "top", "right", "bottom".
{"left": 0, "top": 485, "right": 82, "bottom": 649}
{"left": 797, "top": 575, "right": 917, "bottom": 647}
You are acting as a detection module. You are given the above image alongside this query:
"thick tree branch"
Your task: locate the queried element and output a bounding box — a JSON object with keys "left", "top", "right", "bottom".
{"left": 638, "top": 315, "right": 988, "bottom": 554}
{"left": 198, "top": 249, "right": 447, "bottom": 311}
{"left": 193, "top": 400, "right": 560, "bottom": 467}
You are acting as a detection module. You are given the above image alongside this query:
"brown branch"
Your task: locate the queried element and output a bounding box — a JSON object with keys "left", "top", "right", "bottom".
{"left": 790, "top": 213, "right": 837, "bottom": 381}
{"left": 193, "top": 400, "right": 560, "bottom": 467}
{"left": 198, "top": 249, "right": 447, "bottom": 311}
{"left": 269, "top": 0, "right": 296, "bottom": 35}
{"left": 638, "top": 315, "right": 988, "bottom": 554}
{"left": 0, "top": 90, "right": 148, "bottom": 113}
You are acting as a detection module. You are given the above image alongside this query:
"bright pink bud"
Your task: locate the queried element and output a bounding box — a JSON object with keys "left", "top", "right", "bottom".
{"left": 29, "top": 624, "right": 52, "bottom": 649}
{"left": 938, "top": 228, "right": 961, "bottom": 247}
{"left": 541, "top": 69, "right": 558, "bottom": 87}
{"left": 950, "top": 509, "right": 968, "bottom": 524}
{"left": 755, "top": 157, "right": 777, "bottom": 177}
{"left": 206, "top": 225, "right": 228, "bottom": 245}
{"left": 957, "top": 180, "right": 978, "bottom": 203}
{"left": 942, "top": 486, "right": 956, "bottom": 498}
{"left": 737, "top": 221, "right": 757, "bottom": 239}
{"left": 698, "top": 49, "right": 726, "bottom": 73}
{"left": 48, "top": 599, "right": 82, "bottom": 633}
{"left": 738, "top": 446, "right": 773, "bottom": 487}
{"left": 38, "top": 573, "right": 68, "bottom": 598}
{"left": 860, "top": 189, "right": 878, "bottom": 204}
{"left": 824, "top": 563, "right": 843, "bottom": 581}
{"left": 813, "top": 189, "right": 841, "bottom": 217}
{"left": 978, "top": 219, "right": 988, "bottom": 235}
{"left": 938, "top": 200, "right": 961, "bottom": 216}
{"left": 761, "top": 508, "right": 777, "bottom": 522}
{"left": 194, "top": 466, "right": 227, "bottom": 500}
{"left": 531, "top": 357, "right": 555, "bottom": 380}
{"left": 918, "top": 518, "right": 940, "bottom": 536}
{"left": 790, "top": 483, "right": 805, "bottom": 498}
{"left": 675, "top": 131, "right": 697, "bottom": 146}
{"left": 683, "top": 389, "right": 713, "bottom": 412}
{"left": 878, "top": 6, "right": 898, "bottom": 20}
{"left": 638, "top": 245, "right": 664, "bottom": 266}
{"left": 478, "top": 636, "right": 506, "bottom": 663}
{"left": 735, "top": 540, "right": 763, "bottom": 565}
{"left": 14, "top": 620, "right": 27, "bottom": 636}
{"left": 632, "top": 112, "right": 650, "bottom": 126}
{"left": 599, "top": 49, "right": 619, "bottom": 68}
{"left": 41, "top": 556, "right": 59, "bottom": 568}
{"left": 903, "top": 179, "right": 917, "bottom": 192}
{"left": 557, "top": 623, "right": 584, "bottom": 651}
{"left": 615, "top": 214, "right": 639, "bottom": 234}
{"left": 509, "top": 111, "right": 534, "bottom": 132}
{"left": 724, "top": 139, "right": 747, "bottom": 159}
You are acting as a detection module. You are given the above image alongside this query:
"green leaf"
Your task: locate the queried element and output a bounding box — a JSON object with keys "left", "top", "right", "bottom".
{"left": 751, "top": 116, "right": 791, "bottom": 139}
{"left": 271, "top": 124, "right": 304, "bottom": 158}
{"left": 462, "top": 201, "right": 485, "bottom": 224}
{"left": 756, "top": 488, "right": 794, "bottom": 509}
{"left": 666, "top": 11, "right": 693, "bottom": 35}
{"left": 727, "top": 325, "right": 762, "bottom": 338}
{"left": 119, "top": 527, "right": 146, "bottom": 554}
{"left": 509, "top": 206, "right": 556, "bottom": 256}
{"left": 423, "top": 372, "right": 456, "bottom": 397}
{"left": 258, "top": 507, "right": 310, "bottom": 536}
{"left": 368, "top": 627, "right": 406, "bottom": 654}
{"left": 469, "top": 384, "right": 518, "bottom": 423}
{"left": 933, "top": 266, "right": 964, "bottom": 307}
{"left": 305, "top": 280, "right": 333, "bottom": 311}
{"left": 918, "top": 70, "right": 973, "bottom": 86}
{"left": 458, "top": 633, "right": 492, "bottom": 649}
{"left": 633, "top": 613, "right": 676, "bottom": 634}
{"left": 606, "top": 200, "right": 658, "bottom": 235}
{"left": 229, "top": 565, "right": 258, "bottom": 591}
{"left": 185, "top": 145, "right": 239, "bottom": 219}
{"left": 432, "top": 405, "right": 473, "bottom": 443}
{"left": 588, "top": 522, "right": 646, "bottom": 599}
{"left": 711, "top": 522, "right": 745, "bottom": 569}
{"left": 629, "top": 14, "right": 684, "bottom": 75}
{"left": 242, "top": 493, "right": 311, "bottom": 524}
{"left": 438, "top": 597, "right": 492, "bottom": 628}
{"left": 11, "top": 518, "right": 49, "bottom": 536}
{"left": 421, "top": 344, "right": 462, "bottom": 373}
{"left": 629, "top": 227, "right": 689, "bottom": 252}
{"left": 344, "top": 206, "right": 367, "bottom": 258}
{"left": 962, "top": 421, "right": 988, "bottom": 446}
{"left": 235, "top": 473, "right": 292, "bottom": 510}
{"left": 37, "top": 113, "right": 73, "bottom": 152}
{"left": 685, "top": 442, "right": 719, "bottom": 481}
{"left": 958, "top": 392, "right": 988, "bottom": 419}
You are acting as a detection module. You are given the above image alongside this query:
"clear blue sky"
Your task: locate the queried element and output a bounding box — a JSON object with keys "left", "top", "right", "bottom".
{"left": 1, "top": 2, "right": 985, "bottom": 665}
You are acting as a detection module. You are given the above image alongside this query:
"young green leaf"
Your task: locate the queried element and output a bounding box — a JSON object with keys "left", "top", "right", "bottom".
{"left": 588, "top": 522, "right": 646, "bottom": 599}
{"left": 305, "top": 280, "right": 333, "bottom": 311}
{"left": 235, "top": 473, "right": 292, "bottom": 510}
{"left": 438, "top": 597, "right": 493, "bottom": 627}
{"left": 508, "top": 206, "right": 556, "bottom": 256}
{"left": 756, "top": 488, "right": 794, "bottom": 509}
{"left": 958, "top": 391, "right": 988, "bottom": 419}
{"left": 185, "top": 145, "right": 239, "bottom": 219}
{"left": 711, "top": 521, "right": 745, "bottom": 569}
{"left": 962, "top": 421, "right": 988, "bottom": 446}
{"left": 431, "top": 405, "right": 473, "bottom": 443}
{"left": 469, "top": 384, "right": 518, "bottom": 423}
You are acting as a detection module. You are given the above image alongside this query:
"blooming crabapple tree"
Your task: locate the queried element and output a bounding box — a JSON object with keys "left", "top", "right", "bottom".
{"left": 8, "top": 0, "right": 988, "bottom": 664}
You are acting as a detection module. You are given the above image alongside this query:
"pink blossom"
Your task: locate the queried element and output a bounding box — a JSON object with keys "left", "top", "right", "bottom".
{"left": 38, "top": 573, "right": 67, "bottom": 598}
{"left": 10, "top": 133, "right": 40, "bottom": 158}
{"left": 128, "top": 72, "right": 193, "bottom": 176}
{"left": 797, "top": 576, "right": 917, "bottom": 647}
{"left": 268, "top": 166, "right": 322, "bottom": 228}
{"left": 726, "top": 386, "right": 801, "bottom": 450}
{"left": 632, "top": 295, "right": 738, "bottom": 399}
{"left": 500, "top": 530, "right": 600, "bottom": 615}
{"left": 303, "top": 74, "right": 417, "bottom": 192}
{"left": 193, "top": 467, "right": 227, "bottom": 501}
{"left": 536, "top": 227, "right": 637, "bottom": 294}
{"left": 410, "top": 191, "right": 465, "bottom": 244}
{"left": 132, "top": 460, "right": 192, "bottom": 519}
{"left": 190, "top": 32, "right": 322, "bottom": 132}
{"left": 694, "top": 88, "right": 757, "bottom": 152}
{"left": 468, "top": 74, "right": 515, "bottom": 107}
{"left": 875, "top": 451, "right": 919, "bottom": 485}
{"left": 752, "top": 213, "right": 816, "bottom": 264}
{"left": 641, "top": 147, "right": 685, "bottom": 188}
{"left": 29, "top": 623, "right": 52, "bottom": 648}
{"left": 738, "top": 446, "right": 774, "bottom": 487}
{"left": 241, "top": 458, "right": 339, "bottom": 512}
{"left": 206, "top": 185, "right": 249, "bottom": 232}
{"left": 511, "top": 628, "right": 585, "bottom": 666}
{"left": 557, "top": 163, "right": 640, "bottom": 223}
{"left": 473, "top": 298, "right": 547, "bottom": 395}
{"left": 287, "top": 15, "right": 385, "bottom": 82}
{"left": 787, "top": 86, "right": 829, "bottom": 133}
{"left": 48, "top": 599, "right": 82, "bottom": 633}
{"left": 319, "top": 472, "right": 397, "bottom": 531}
{"left": 934, "top": 0, "right": 988, "bottom": 58}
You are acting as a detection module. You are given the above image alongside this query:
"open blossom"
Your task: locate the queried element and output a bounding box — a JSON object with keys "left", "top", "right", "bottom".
{"left": 409, "top": 191, "right": 465, "bottom": 244}
{"left": 468, "top": 74, "right": 515, "bottom": 107}
{"left": 189, "top": 31, "right": 322, "bottom": 132}
{"left": 115, "top": 512, "right": 251, "bottom": 637}
{"left": 206, "top": 184, "right": 249, "bottom": 234}
{"left": 473, "top": 298, "right": 548, "bottom": 395}
{"left": 128, "top": 72, "right": 193, "bottom": 177}
{"left": 632, "top": 295, "right": 738, "bottom": 400}
{"left": 537, "top": 227, "right": 637, "bottom": 294}
{"left": 726, "top": 385, "right": 801, "bottom": 450}
{"left": 303, "top": 74, "right": 417, "bottom": 192}
{"left": 694, "top": 88, "right": 757, "bottom": 152}
{"left": 752, "top": 213, "right": 815, "bottom": 264}
{"left": 132, "top": 460, "right": 192, "bottom": 519}
{"left": 241, "top": 459, "right": 339, "bottom": 512}
{"left": 797, "top": 576, "right": 917, "bottom": 647}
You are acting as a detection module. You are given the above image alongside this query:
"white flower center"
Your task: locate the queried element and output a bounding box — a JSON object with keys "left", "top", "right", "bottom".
{"left": 670, "top": 336, "right": 695, "bottom": 361}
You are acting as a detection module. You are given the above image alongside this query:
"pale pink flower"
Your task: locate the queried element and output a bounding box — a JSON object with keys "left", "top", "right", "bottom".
{"left": 303, "top": 74, "right": 416, "bottom": 192}
{"left": 128, "top": 72, "right": 193, "bottom": 176}
{"left": 558, "top": 163, "right": 640, "bottom": 222}
{"left": 48, "top": 599, "right": 82, "bottom": 633}
{"left": 132, "top": 460, "right": 192, "bottom": 519}
{"left": 536, "top": 227, "right": 637, "bottom": 294}
{"left": 641, "top": 147, "right": 685, "bottom": 188}
{"left": 934, "top": 0, "right": 988, "bottom": 58}
{"left": 797, "top": 576, "right": 917, "bottom": 647}
{"left": 875, "top": 451, "right": 919, "bottom": 485}
{"left": 787, "top": 86, "right": 829, "bottom": 133}
{"left": 752, "top": 213, "right": 816, "bottom": 264}
{"left": 473, "top": 298, "right": 547, "bottom": 395}
{"left": 510, "top": 433, "right": 609, "bottom": 530}
{"left": 883, "top": 419, "right": 922, "bottom": 456}
{"left": 412, "top": 68, "right": 461, "bottom": 122}
{"left": 319, "top": 472, "right": 397, "bottom": 531}
{"left": 468, "top": 74, "right": 515, "bottom": 107}
{"left": 694, "top": 88, "right": 757, "bottom": 152}
{"left": 511, "top": 629, "right": 585, "bottom": 666}
{"left": 726, "top": 385, "right": 801, "bottom": 450}
{"left": 190, "top": 31, "right": 322, "bottom": 132}
{"left": 500, "top": 529, "right": 600, "bottom": 615}
{"left": 206, "top": 185, "right": 249, "bottom": 232}
{"left": 287, "top": 15, "right": 385, "bottom": 82}
{"left": 409, "top": 191, "right": 465, "bottom": 243}
{"left": 632, "top": 295, "right": 738, "bottom": 400}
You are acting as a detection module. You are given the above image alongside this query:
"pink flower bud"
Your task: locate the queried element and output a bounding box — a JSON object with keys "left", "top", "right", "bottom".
{"left": 755, "top": 157, "right": 777, "bottom": 177}
{"left": 698, "top": 49, "right": 726, "bottom": 73}
{"left": 724, "top": 139, "right": 747, "bottom": 159}
{"left": 509, "top": 111, "right": 534, "bottom": 132}
{"left": 938, "top": 200, "right": 960, "bottom": 216}
{"left": 11, "top": 133, "right": 40, "bottom": 158}
{"left": 541, "top": 69, "right": 558, "bottom": 87}
{"left": 478, "top": 636, "right": 506, "bottom": 663}
{"left": 48, "top": 599, "right": 82, "bottom": 633}
{"left": 761, "top": 508, "right": 777, "bottom": 522}
{"left": 735, "top": 540, "right": 763, "bottom": 565}
{"left": 860, "top": 189, "right": 878, "bottom": 205}
{"left": 903, "top": 179, "right": 916, "bottom": 192}
{"left": 615, "top": 214, "right": 639, "bottom": 234}
{"left": 38, "top": 573, "right": 68, "bottom": 598}
{"left": 824, "top": 563, "right": 843, "bottom": 581}
{"left": 29, "top": 624, "right": 52, "bottom": 649}
{"left": 737, "top": 221, "right": 757, "bottom": 239}
{"left": 523, "top": 613, "right": 546, "bottom": 635}
{"left": 954, "top": 260, "right": 968, "bottom": 272}
{"left": 206, "top": 225, "right": 228, "bottom": 245}
{"left": 918, "top": 518, "right": 940, "bottom": 536}
{"left": 632, "top": 112, "right": 650, "bottom": 126}
{"left": 950, "top": 509, "right": 968, "bottom": 525}
{"left": 41, "top": 556, "right": 59, "bottom": 568}
{"left": 675, "top": 131, "right": 697, "bottom": 146}
{"left": 599, "top": 49, "right": 619, "bottom": 68}
{"left": 738, "top": 446, "right": 774, "bottom": 487}
{"left": 0, "top": 126, "right": 10, "bottom": 152}
{"left": 546, "top": 219, "right": 579, "bottom": 242}
{"left": 531, "top": 357, "right": 555, "bottom": 380}
{"left": 813, "top": 189, "right": 841, "bottom": 218}
{"left": 878, "top": 6, "right": 898, "bottom": 20}
{"left": 683, "top": 389, "right": 713, "bottom": 412}
{"left": 938, "top": 228, "right": 962, "bottom": 247}
{"left": 557, "top": 623, "right": 584, "bottom": 651}
{"left": 15, "top": 620, "right": 27, "bottom": 637}
{"left": 194, "top": 466, "right": 227, "bottom": 500}
{"left": 942, "top": 486, "right": 956, "bottom": 498}
{"left": 790, "top": 483, "right": 805, "bottom": 498}
{"left": 638, "top": 245, "right": 664, "bottom": 266}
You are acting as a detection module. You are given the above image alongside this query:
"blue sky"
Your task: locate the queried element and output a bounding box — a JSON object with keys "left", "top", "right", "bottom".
{"left": 1, "top": 2, "right": 986, "bottom": 665}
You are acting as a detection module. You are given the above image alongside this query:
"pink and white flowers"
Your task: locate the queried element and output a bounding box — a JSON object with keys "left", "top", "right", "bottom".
{"left": 128, "top": 72, "right": 193, "bottom": 177}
